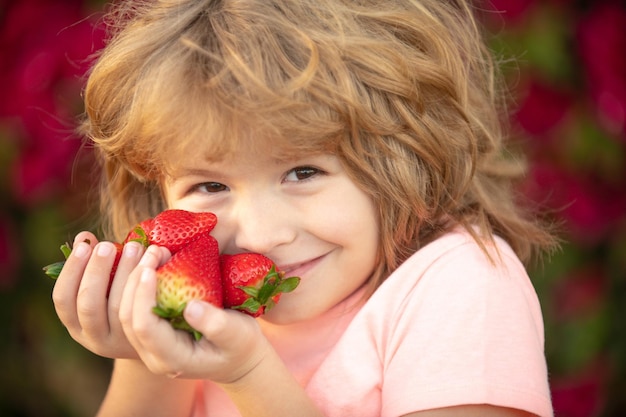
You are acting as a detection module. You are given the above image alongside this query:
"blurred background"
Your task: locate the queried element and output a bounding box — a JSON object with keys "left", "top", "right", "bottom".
{"left": 0, "top": 0, "right": 624, "bottom": 415}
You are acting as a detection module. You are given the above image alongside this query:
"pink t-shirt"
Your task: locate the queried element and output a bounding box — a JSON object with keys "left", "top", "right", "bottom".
{"left": 193, "top": 229, "right": 553, "bottom": 416}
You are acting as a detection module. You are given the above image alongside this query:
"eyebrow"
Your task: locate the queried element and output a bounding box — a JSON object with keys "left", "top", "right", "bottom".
{"left": 167, "top": 167, "right": 225, "bottom": 180}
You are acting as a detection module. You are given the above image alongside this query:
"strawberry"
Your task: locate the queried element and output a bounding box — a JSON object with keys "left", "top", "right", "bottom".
{"left": 43, "top": 210, "right": 302, "bottom": 338}
{"left": 220, "top": 253, "right": 300, "bottom": 317}
{"left": 122, "top": 217, "right": 155, "bottom": 246}
{"left": 152, "top": 234, "right": 222, "bottom": 340}
{"left": 148, "top": 210, "right": 217, "bottom": 254}
{"left": 107, "top": 242, "right": 124, "bottom": 295}
{"left": 43, "top": 209, "right": 217, "bottom": 280}
{"left": 121, "top": 210, "right": 217, "bottom": 253}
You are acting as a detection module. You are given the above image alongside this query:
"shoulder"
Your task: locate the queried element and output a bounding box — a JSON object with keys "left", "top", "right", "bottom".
{"left": 307, "top": 229, "right": 552, "bottom": 417}
{"left": 364, "top": 228, "right": 545, "bottom": 345}
{"left": 372, "top": 228, "right": 534, "bottom": 308}
{"left": 356, "top": 229, "right": 552, "bottom": 416}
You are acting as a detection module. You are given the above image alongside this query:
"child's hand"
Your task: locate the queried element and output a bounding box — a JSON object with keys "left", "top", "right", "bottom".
{"left": 119, "top": 245, "right": 269, "bottom": 383}
{"left": 52, "top": 231, "right": 147, "bottom": 359}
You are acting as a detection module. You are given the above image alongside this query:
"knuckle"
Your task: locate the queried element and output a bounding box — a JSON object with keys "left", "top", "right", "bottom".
{"left": 118, "top": 306, "right": 132, "bottom": 327}
{"left": 51, "top": 286, "right": 66, "bottom": 308}
{"left": 151, "top": 361, "right": 181, "bottom": 378}
{"left": 52, "top": 292, "right": 75, "bottom": 325}
{"left": 132, "top": 320, "right": 153, "bottom": 340}
{"left": 107, "top": 299, "right": 122, "bottom": 318}
{"left": 76, "top": 289, "right": 100, "bottom": 321}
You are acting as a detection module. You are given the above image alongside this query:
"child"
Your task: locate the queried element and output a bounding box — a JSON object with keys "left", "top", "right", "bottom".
{"left": 52, "top": 0, "right": 559, "bottom": 416}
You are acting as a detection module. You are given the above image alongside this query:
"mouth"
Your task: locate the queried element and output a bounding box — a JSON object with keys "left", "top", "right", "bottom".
{"left": 278, "top": 254, "right": 325, "bottom": 278}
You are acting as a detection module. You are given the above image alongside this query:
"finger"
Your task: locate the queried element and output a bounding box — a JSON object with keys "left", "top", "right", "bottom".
{"left": 119, "top": 246, "right": 165, "bottom": 348}
{"left": 183, "top": 302, "right": 267, "bottom": 381}
{"left": 123, "top": 260, "right": 194, "bottom": 374}
{"left": 128, "top": 267, "right": 161, "bottom": 341}
{"left": 185, "top": 301, "right": 263, "bottom": 351}
{"left": 52, "top": 240, "right": 94, "bottom": 331}
{"left": 131, "top": 267, "right": 185, "bottom": 350}
{"left": 76, "top": 241, "right": 118, "bottom": 336}
{"left": 107, "top": 241, "right": 145, "bottom": 334}
{"left": 73, "top": 231, "right": 98, "bottom": 248}
{"left": 109, "top": 242, "right": 146, "bottom": 296}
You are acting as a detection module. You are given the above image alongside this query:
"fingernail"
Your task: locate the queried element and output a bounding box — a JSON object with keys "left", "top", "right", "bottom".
{"left": 139, "top": 246, "right": 156, "bottom": 266}
{"left": 123, "top": 242, "right": 139, "bottom": 258}
{"left": 185, "top": 301, "right": 203, "bottom": 319}
{"left": 96, "top": 242, "right": 113, "bottom": 257}
{"left": 73, "top": 243, "right": 89, "bottom": 259}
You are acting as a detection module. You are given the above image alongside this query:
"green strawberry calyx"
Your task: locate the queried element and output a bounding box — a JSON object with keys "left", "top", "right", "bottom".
{"left": 42, "top": 242, "right": 76, "bottom": 279}
{"left": 128, "top": 225, "right": 149, "bottom": 247}
{"left": 231, "top": 266, "right": 301, "bottom": 314}
{"left": 152, "top": 303, "right": 203, "bottom": 341}
{"left": 42, "top": 228, "right": 148, "bottom": 281}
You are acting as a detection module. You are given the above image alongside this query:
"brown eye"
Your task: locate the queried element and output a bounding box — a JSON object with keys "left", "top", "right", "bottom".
{"left": 195, "top": 182, "right": 228, "bottom": 193}
{"left": 285, "top": 166, "right": 320, "bottom": 182}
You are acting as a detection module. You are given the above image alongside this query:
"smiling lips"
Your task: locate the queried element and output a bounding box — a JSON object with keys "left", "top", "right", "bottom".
{"left": 278, "top": 254, "right": 325, "bottom": 278}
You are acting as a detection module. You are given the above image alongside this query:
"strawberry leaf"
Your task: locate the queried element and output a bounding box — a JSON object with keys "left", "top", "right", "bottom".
{"left": 239, "top": 286, "right": 260, "bottom": 298}
{"left": 275, "top": 276, "right": 300, "bottom": 293}
{"left": 128, "top": 226, "right": 148, "bottom": 246}
{"left": 230, "top": 269, "right": 301, "bottom": 315}
{"left": 257, "top": 278, "right": 279, "bottom": 303}
{"left": 232, "top": 298, "right": 262, "bottom": 314}
{"left": 152, "top": 304, "right": 204, "bottom": 341}
{"left": 42, "top": 261, "right": 65, "bottom": 279}
{"left": 42, "top": 242, "right": 74, "bottom": 279}
{"left": 60, "top": 242, "right": 72, "bottom": 259}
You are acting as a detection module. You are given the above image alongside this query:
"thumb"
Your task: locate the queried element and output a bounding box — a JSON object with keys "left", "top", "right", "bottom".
{"left": 184, "top": 300, "right": 259, "bottom": 346}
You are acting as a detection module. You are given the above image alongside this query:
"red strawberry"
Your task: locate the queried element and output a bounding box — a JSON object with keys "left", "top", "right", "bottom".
{"left": 43, "top": 210, "right": 217, "bottom": 300}
{"left": 148, "top": 210, "right": 217, "bottom": 253}
{"left": 122, "top": 217, "right": 155, "bottom": 246}
{"left": 121, "top": 210, "right": 217, "bottom": 253}
{"left": 107, "top": 242, "right": 124, "bottom": 295}
{"left": 153, "top": 234, "right": 222, "bottom": 340}
{"left": 220, "top": 253, "right": 300, "bottom": 317}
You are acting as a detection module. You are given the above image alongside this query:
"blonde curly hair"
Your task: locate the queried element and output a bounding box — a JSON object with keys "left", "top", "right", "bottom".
{"left": 80, "top": 0, "right": 557, "bottom": 290}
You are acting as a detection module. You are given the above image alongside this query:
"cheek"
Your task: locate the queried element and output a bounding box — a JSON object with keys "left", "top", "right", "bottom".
{"left": 316, "top": 190, "right": 379, "bottom": 252}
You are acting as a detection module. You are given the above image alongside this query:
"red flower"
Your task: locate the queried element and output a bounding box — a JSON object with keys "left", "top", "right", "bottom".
{"left": 10, "top": 135, "right": 81, "bottom": 205}
{"left": 551, "top": 360, "right": 607, "bottom": 417}
{"left": 523, "top": 163, "right": 626, "bottom": 245}
{"left": 0, "top": 0, "right": 101, "bottom": 117}
{"left": 478, "top": 0, "right": 538, "bottom": 26}
{"left": 552, "top": 266, "right": 607, "bottom": 321}
{"left": 513, "top": 77, "right": 574, "bottom": 138}
{"left": 577, "top": 3, "right": 626, "bottom": 137}
{"left": 0, "top": 216, "right": 19, "bottom": 291}
{"left": 0, "top": 0, "right": 105, "bottom": 204}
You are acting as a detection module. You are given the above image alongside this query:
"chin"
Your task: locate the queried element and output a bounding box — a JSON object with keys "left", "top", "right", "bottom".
{"left": 260, "top": 300, "right": 319, "bottom": 325}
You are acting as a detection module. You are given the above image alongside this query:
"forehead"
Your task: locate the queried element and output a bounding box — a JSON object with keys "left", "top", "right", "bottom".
{"left": 125, "top": 44, "right": 344, "bottom": 180}
{"left": 158, "top": 119, "right": 336, "bottom": 178}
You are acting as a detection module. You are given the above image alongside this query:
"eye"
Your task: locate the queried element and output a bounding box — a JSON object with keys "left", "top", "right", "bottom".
{"left": 284, "top": 166, "right": 321, "bottom": 182}
{"left": 191, "top": 182, "right": 228, "bottom": 194}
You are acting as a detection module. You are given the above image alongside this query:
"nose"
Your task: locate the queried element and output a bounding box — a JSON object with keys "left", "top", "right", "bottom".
{"left": 229, "top": 193, "right": 296, "bottom": 254}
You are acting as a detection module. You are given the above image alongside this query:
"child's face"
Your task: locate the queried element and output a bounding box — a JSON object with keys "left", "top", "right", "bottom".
{"left": 162, "top": 145, "right": 379, "bottom": 324}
